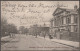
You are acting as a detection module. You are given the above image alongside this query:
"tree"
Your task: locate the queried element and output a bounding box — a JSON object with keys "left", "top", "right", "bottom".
{"left": 1, "top": 16, "right": 18, "bottom": 37}
{"left": 24, "top": 28, "right": 29, "bottom": 34}
{"left": 32, "top": 24, "right": 38, "bottom": 38}
{"left": 7, "top": 24, "right": 18, "bottom": 34}
{"left": 19, "top": 26, "right": 25, "bottom": 34}
{"left": 1, "top": 17, "right": 8, "bottom": 37}
{"left": 19, "top": 26, "right": 29, "bottom": 34}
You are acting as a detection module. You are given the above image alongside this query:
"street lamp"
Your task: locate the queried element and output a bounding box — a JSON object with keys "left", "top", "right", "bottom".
{"left": 35, "top": 24, "right": 38, "bottom": 38}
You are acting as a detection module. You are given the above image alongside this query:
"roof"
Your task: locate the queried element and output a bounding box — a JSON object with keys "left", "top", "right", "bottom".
{"left": 53, "top": 7, "right": 78, "bottom": 16}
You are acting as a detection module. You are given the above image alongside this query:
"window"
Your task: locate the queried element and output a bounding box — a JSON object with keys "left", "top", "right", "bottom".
{"left": 74, "top": 26, "right": 78, "bottom": 32}
{"left": 74, "top": 15, "right": 78, "bottom": 23}
{"left": 61, "top": 17, "right": 63, "bottom": 25}
{"left": 67, "top": 26, "right": 71, "bottom": 32}
{"left": 54, "top": 19, "right": 56, "bottom": 26}
{"left": 67, "top": 15, "right": 71, "bottom": 24}
{"left": 68, "top": 18, "right": 70, "bottom": 23}
{"left": 62, "top": 17, "right": 63, "bottom": 25}
{"left": 67, "top": 26, "right": 71, "bottom": 37}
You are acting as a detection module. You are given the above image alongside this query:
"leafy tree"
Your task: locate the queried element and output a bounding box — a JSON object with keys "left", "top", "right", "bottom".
{"left": 19, "top": 26, "right": 29, "bottom": 34}
{"left": 1, "top": 16, "right": 18, "bottom": 37}
{"left": 24, "top": 28, "right": 29, "bottom": 34}
{"left": 7, "top": 24, "right": 18, "bottom": 34}
{"left": 19, "top": 26, "right": 25, "bottom": 34}
{"left": 1, "top": 17, "right": 8, "bottom": 37}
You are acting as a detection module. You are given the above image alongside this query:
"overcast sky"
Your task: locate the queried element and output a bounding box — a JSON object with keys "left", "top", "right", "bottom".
{"left": 1, "top": 1, "right": 79, "bottom": 28}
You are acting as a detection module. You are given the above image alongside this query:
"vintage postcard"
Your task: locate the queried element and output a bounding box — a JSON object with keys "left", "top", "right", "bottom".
{"left": 1, "top": 1, "right": 79, "bottom": 51}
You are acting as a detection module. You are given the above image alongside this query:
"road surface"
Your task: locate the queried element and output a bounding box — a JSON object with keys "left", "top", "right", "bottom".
{"left": 1, "top": 34, "right": 78, "bottom": 51}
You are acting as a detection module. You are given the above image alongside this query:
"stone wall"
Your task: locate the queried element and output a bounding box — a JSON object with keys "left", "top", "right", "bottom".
{"left": 56, "top": 31, "right": 79, "bottom": 42}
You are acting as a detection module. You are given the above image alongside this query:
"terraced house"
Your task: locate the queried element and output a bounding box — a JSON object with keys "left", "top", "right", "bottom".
{"left": 50, "top": 5, "right": 79, "bottom": 42}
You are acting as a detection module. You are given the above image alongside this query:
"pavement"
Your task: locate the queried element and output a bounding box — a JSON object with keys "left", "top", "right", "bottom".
{"left": 38, "top": 36, "right": 79, "bottom": 48}
{"left": 1, "top": 34, "right": 79, "bottom": 51}
{"left": 1, "top": 36, "right": 12, "bottom": 41}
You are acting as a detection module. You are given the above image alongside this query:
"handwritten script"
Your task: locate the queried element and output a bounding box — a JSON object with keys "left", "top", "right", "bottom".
{"left": 2, "top": 2, "right": 68, "bottom": 25}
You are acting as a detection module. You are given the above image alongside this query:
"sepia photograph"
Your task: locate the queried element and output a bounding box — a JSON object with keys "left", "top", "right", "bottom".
{"left": 1, "top": 1, "right": 80, "bottom": 51}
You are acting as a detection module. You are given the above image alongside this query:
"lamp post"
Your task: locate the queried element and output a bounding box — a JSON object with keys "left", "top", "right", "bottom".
{"left": 35, "top": 24, "right": 38, "bottom": 38}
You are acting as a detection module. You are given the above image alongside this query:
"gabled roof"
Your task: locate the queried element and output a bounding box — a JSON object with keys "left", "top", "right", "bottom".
{"left": 53, "top": 7, "right": 78, "bottom": 16}
{"left": 53, "top": 8, "right": 66, "bottom": 16}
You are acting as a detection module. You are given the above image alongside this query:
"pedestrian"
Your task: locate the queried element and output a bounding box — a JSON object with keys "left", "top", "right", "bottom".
{"left": 49, "top": 34, "right": 53, "bottom": 39}
{"left": 10, "top": 33, "right": 11, "bottom": 38}
{"left": 44, "top": 35, "right": 45, "bottom": 38}
{"left": 12, "top": 33, "right": 14, "bottom": 38}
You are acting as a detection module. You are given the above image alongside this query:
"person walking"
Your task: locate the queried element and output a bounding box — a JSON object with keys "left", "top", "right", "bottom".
{"left": 49, "top": 34, "right": 53, "bottom": 40}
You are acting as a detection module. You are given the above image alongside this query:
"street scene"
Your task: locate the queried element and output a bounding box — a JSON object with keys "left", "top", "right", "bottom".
{"left": 1, "top": 34, "right": 78, "bottom": 51}
{"left": 1, "top": 1, "right": 79, "bottom": 51}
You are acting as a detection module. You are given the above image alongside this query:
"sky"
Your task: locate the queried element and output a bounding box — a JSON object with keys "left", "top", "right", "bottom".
{"left": 1, "top": 1, "right": 79, "bottom": 29}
